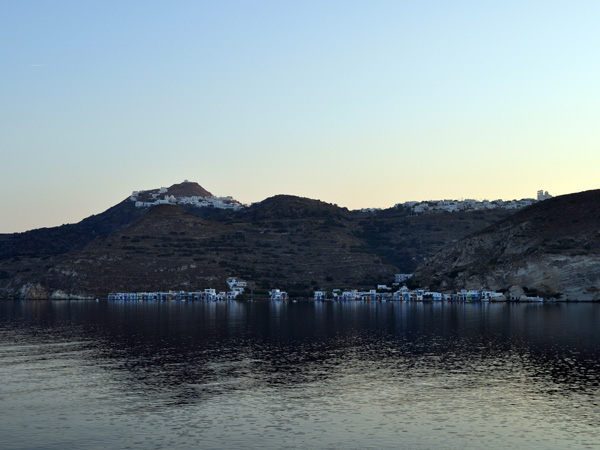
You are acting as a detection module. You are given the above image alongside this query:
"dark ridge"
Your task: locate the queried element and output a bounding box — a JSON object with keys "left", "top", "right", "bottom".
{"left": 245, "top": 195, "right": 348, "bottom": 220}
{"left": 0, "top": 199, "right": 147, "bottom": 259}
{"left": 472, "top": 188, "right": 600, "bottom": 238}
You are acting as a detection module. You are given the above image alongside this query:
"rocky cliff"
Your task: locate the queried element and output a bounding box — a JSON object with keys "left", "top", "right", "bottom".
{"left": 413, "top": 189, "right": 600, "bottom": 300}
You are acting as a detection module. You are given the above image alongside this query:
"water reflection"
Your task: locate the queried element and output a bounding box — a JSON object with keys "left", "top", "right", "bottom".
{"left": 1, "top": 300, "right": 599, "bottom": 449}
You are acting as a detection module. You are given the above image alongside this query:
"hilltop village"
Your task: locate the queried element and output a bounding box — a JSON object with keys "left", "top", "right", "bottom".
{"left": 130, "top": 181, "right": 553, "bottom": 214}
{"left": 131, "top": 183, "right": 246, "bottom": 210}
{"left": 396, "top": 190, "right": 552, "bottom": 215}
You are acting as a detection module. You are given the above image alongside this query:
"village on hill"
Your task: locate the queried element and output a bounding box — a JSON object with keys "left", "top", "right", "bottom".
{"left": 129, "top": 180, "right": 553, "bottom": 214}
{"left": 396, "top": 190, "right": 552, "bottom": 215}
{"left": 130, "top": 181, "right": 246, "bottom": 210}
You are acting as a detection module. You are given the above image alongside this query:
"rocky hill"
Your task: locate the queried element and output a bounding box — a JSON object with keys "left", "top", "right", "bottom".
{"left": 0, "top": 181, "right": 514, "bottom": 299}
{"left": 0, "top": 181, "right": 227, "bottom": 261}
{"left": 412, "top": 189, "right": 600, "bottom": 300}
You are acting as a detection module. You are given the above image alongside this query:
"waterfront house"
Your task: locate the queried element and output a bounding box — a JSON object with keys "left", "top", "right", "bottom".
{"left": 360, "top": 289, "right": 378, "bottom": 301}
{"left": 314, "top": 291, "right": 327, "bottom": 300}
{"left": 269, "top": 289, "right": 287, "bottom": 300}
{"left": 340, "top": 290, "right": 360, "bottom": 301}
{"left": 203, "top": 288, "right": 218, "bottom": 301}
{"left": 424, "top": 291, "right": 443, "bottom": 301}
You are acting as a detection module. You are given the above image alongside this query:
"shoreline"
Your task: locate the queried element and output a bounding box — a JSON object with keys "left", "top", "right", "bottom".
{"left": 1, "top": 297, "right": 598, "bottom": 303}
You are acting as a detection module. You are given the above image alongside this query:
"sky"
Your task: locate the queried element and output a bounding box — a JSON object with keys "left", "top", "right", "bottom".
{"left": 1, "top": 1, "right": 599, "bottom": 233}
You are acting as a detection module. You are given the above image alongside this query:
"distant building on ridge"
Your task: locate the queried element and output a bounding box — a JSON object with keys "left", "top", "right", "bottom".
{"left": 537, "top": 190, "right": 552, "bottom": 201}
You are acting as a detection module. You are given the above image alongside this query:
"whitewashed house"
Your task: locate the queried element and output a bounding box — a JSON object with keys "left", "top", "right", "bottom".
{"left": 313, "top": 291, "right": 327, "bottom": 300}
{"left": 269, "top": 289, "right": 287, "bottom": 300}
{"left": 203, "top": 288, "right": 217, "bottom": 301}
{"left": 340, "top": 290, "right": 359, "bottom": 301}
{"left": 424, "top": 291, "right": 443, "bottom": 301}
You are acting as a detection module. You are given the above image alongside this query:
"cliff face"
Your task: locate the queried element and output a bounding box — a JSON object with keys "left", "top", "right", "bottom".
{"left": 413, "top": 190, "right": 600, "bottom": 300}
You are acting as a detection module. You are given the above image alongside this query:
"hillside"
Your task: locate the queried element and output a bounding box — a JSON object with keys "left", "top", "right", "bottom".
{"left": 0, "top": 199, "right": 147, "bottom": 259}
{"left": 0, "top": 182, "right": 515, "bottom": 298}
{"left": 413, "top": 189, "right": 600, "bottom": 300}
{"left": 2, "top": 199, "right": 395, "bottom": 298}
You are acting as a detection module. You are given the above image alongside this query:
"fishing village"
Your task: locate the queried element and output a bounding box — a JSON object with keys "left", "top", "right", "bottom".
{"left": 108, "top": 277, "right": 551, "bottom": 302}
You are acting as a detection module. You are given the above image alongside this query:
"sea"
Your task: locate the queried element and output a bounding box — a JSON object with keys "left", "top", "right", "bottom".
{"left": 1, "top": 300, "right": 599, "bottom": 450}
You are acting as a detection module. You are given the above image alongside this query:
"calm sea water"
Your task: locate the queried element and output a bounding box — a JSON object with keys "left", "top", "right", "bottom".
{"left": 1, "top": 300, "right": 599, "bottom": 450}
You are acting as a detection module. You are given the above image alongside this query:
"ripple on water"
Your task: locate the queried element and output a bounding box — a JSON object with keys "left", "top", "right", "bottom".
{"left": 0, "top": 300, "right": 599, "bottom": 449}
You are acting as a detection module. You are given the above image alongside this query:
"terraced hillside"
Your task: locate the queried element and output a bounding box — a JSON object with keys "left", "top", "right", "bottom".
{"left": 0, "top": 182, "right": 513, "bottom": 298}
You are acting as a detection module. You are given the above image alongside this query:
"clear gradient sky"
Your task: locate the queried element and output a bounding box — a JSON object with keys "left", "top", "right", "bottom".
{"left": 2, "top": 1, "right": 599, "bottom": 233}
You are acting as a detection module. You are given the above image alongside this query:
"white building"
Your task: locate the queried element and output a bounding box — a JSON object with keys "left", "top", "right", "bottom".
{"left": 537, "top": 190, "right": 552, "bottom": 201}
{"left": 226, "top": 277, "right": 248, "bottom": 290}
{"left": 269, "top": 289, "right": 287, "bottom": 300}
{"left": 394, "top": 274, "right": 412, "bottom": 283}
{"left": 314, "top": 291, "right": 327, "bottom": 300}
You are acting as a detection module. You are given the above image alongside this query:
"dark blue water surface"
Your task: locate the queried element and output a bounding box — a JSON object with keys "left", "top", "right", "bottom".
{"left": 1, "top": 300, "right": 599, "bottom": 449}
